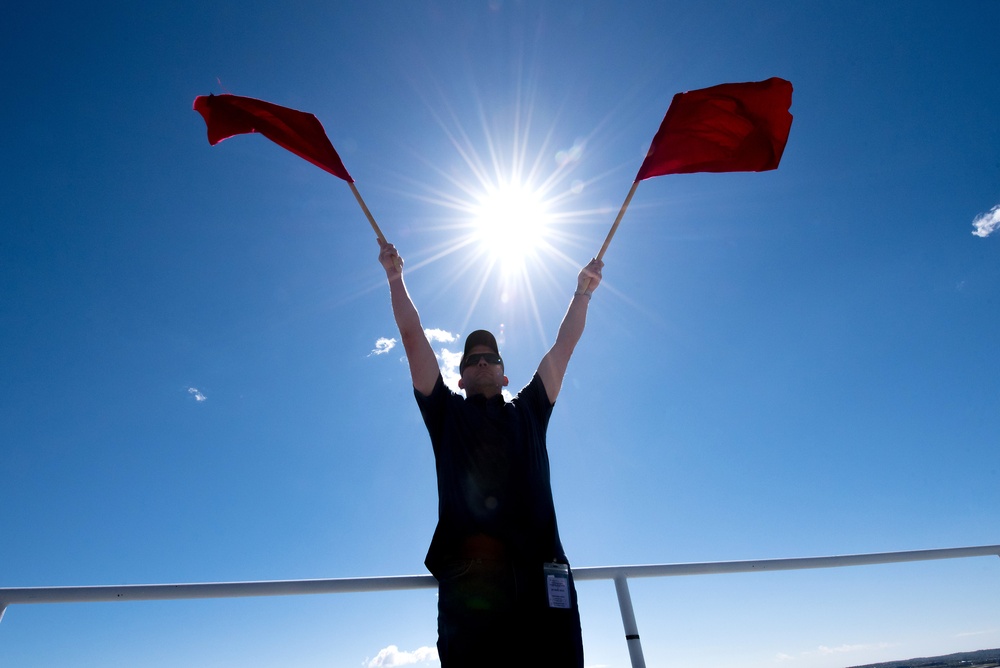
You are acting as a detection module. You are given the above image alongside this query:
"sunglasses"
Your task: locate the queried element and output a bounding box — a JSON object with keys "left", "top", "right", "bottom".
{"left": 462, "top": 352, "right": 503, "bottom": 369}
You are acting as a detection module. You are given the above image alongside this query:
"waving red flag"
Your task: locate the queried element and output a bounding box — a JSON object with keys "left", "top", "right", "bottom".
{"left": 635, "top": 77, "right": 793, "bottom": 180}
{"left": 193, "top": 94, "right": 354, "bottom": 182}
{"left": 193, "top": 92, "right": 396, "bottom": 250}
{"left": 592, "top": 77, "right": 793, "bottom": 264}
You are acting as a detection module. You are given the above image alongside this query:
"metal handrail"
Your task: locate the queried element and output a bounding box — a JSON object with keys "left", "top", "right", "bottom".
{"left": 572, "top": 543, "right": 1000, "bottom": 580}
{"left": 3, "top": 544, "right": 998, "bottom": 667}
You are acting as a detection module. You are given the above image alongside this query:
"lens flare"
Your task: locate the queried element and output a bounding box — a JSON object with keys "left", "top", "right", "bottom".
{"left": 471, "top": 181, "right": 549, "bottom": 273}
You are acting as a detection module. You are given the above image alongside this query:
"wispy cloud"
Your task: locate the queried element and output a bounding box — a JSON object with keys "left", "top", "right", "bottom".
{"left": 956, "top": 628, "right": 999, "bottom": 638}
{"left": 424, "top": 328, "right": 458, "bottom": 344}
{"left": 817, "top": 643, "right": 893, "bottom": 655}
{"left": 972, "top": 203, "right": 1000, "bottom": 237}
{"left": 778, "top": 642, "right": 897, "bottom": 662}
{"left": 365, "top": 644, "right": 438, "bottom": 667}
{"left": 370, "top": 337, "right": 397, "bottom": 356}
{"left": 187, "top": 387, "right": 206, "bottom": 402}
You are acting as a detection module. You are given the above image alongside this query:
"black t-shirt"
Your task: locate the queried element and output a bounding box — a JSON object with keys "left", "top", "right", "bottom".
{"left": 415, "top": 372, "right": 567, "bottom": 575}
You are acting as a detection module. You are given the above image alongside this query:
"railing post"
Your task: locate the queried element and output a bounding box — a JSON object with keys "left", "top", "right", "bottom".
{"left": 614, "top": 573, "right": 646, "bottom": 668}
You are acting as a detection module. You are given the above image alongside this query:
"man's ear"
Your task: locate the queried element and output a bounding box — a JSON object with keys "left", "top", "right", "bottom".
{"left": 502, "top": 375, "right": 509, "bottom": 387}
{"left": 457, "top": 378, "right": 465, "bottom": 389}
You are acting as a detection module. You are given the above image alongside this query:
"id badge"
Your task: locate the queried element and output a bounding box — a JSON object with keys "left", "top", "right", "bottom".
{"left": 544, "top": 562, "right": 571, "bottom": 609}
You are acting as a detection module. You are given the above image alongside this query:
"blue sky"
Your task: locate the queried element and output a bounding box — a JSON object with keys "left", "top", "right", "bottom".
{"left": 2, "top": 2, "right": 999, "bottom": 667}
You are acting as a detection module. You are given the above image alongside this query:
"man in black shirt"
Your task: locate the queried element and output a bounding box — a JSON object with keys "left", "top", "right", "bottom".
{"left": 378, "top": 238, "right": 603, "bottom": 667}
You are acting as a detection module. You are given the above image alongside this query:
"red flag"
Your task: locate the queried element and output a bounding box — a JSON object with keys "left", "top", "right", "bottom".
{"left": 193, "top": 94, "right": 354, "bottom": 182}
{"left": 635, "top": 77, "right": 793, "bottom": 181}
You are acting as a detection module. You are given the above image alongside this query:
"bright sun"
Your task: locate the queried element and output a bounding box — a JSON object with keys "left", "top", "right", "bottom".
{"left": 471, "top": 181, "right": 549, "bottom": 272}
{"left": 396, "top": 82, "right": 599, "bottom": 337}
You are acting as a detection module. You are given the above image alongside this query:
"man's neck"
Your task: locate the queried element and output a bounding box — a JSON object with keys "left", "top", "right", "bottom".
{"left": 466, "top": 386, "right": 503, "bottom": 401}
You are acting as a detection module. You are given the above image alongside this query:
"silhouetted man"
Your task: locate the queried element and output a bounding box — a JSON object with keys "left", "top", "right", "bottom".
{"left": 378, "top": 238, "right": 602, "bottom": 667}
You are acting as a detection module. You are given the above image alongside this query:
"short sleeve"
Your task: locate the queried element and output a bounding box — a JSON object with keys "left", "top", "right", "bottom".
{"left": 513, "top": 372, "right": 554, "bottom": 429}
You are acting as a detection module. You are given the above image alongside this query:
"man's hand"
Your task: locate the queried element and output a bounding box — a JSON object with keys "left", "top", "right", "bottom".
{"left": 378, "top": 238, "right": 403, "bottom": 280}
{"left": 576, "top": 258, "right": 604, "bottom": 295}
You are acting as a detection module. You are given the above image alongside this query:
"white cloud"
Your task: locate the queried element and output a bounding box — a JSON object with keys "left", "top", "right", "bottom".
{"left": 424, "top": 328, "right": 458, "bottom": 344}
{"left": 365, "top": 645, "right": 438, "bottom": 668}
{"left": 187, "top": 387, "right": 206, "bottom": 402}
{"left": 370, "top": 337, "right": 397, "bottom": 356}
{"left": 438, "top": 347, "right": 463, "bottom": 393}
{"left": 956, "top": 628, "right": 998, "bottom": 638}
{"left": 779, "top": 642, "right": 896, "bottom": 662}
{"left": 972, "top": 203, "right": 1000, "bottom": 237}
{"left": 816, "top": 642, "right": 894, "bottom": 656}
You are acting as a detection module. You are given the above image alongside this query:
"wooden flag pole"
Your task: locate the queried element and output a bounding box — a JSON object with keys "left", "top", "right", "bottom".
{"left": 580, "top": 180, "right": 640, "bottom": 293}
{"left": 596, "top": 180, "right": 640, "bottom": 261}
{"left": 349, "top": 181, "right": 402, "bottom": 271}
{"left": 349, "top": 181, "right": 386, "bottom": 242}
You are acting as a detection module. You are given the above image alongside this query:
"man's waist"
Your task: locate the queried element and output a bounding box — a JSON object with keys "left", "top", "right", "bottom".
{"left": 457, "top": 533, "right": 510, "bottom": 560}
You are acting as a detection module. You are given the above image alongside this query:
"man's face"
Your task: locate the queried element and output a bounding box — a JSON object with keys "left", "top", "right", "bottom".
{"left": 458, "top": 344, "right": 508, "bottom": 397}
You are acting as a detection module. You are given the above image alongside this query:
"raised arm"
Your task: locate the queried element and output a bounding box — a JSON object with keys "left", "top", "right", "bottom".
{"left": 378, "top": 239, "right": 440, "bottom": 397}
{"left": 537, "top": 258, "right": 604, "bottom": 404}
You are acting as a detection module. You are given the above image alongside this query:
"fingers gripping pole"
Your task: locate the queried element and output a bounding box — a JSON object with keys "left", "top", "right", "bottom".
{"left": 596, "top": 180, "right": 640, "bottom": 262}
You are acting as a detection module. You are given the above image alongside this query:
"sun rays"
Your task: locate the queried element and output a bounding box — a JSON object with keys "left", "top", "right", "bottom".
{"left": 470, "top": 180, "right": 549, "bottom": 276}
{"left": 392, "top": 87, "right": 608, "bottom": 345}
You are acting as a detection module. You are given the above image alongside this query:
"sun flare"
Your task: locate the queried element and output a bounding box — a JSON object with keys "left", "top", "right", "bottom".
{"left": 471, "top": 181, "right": 550, "bottom": 272}
{"left": 394, "top": 81, "right": 608, "bottom": 340}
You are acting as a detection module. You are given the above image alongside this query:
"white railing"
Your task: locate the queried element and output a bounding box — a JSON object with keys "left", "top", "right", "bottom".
{"left": 2, "top": 544, "right": 998, "bottom": 668}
